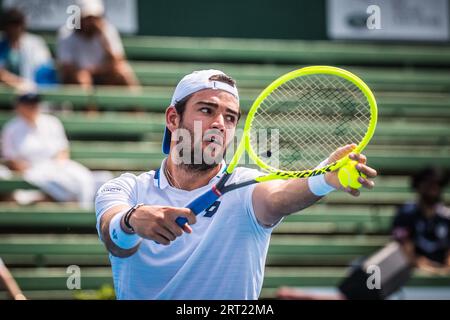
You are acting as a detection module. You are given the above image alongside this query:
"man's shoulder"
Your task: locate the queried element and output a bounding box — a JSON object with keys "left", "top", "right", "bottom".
{"left": 231, "top": 167, "right": 263, "bottom": 182}
{"left": 2, "top": 116, "right": 23, "bottom": 134}
{"left": 57, "top": 26, "right": 75, "bottom": 41}
{"left": 436, "top": 204, "right": 450, "bottom": 221}
{"left": 103, "top": 20, "right": 120, "bottom": 36}
{"left": 101, "top": 171, "right": 156, "bottom": 190}
{"left": 398, "top": 202, "right": 418, "bottom": 216}
{"left": 21, "top": 33, "right": 48, "bottom": 49}
{"left": 39, "top": 113, "right": 61, "bottom": 124}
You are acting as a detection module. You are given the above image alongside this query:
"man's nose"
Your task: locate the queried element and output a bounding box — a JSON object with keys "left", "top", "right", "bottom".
{"left": 211, "top": 114, "right": 225, "bottom": 132}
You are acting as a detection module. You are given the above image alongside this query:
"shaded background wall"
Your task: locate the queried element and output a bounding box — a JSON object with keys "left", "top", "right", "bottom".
{"left": 136, "top": 0, "right": 327, "bottom": 39}
{"left": 2, "top": 0, "right": 450, "bottom": 41}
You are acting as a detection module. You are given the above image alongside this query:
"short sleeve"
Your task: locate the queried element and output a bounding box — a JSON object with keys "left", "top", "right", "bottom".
{"left": 233, "top": 167, "right": 281, "bottom": 234}
{"left": 51, "top": 117, "right": 69, "bottom": 151}
{"left": 94, "top": 173, "right": 138, "bottom": 238}
{"left": 104, "top": 23, "right": 125, "bottom": 57}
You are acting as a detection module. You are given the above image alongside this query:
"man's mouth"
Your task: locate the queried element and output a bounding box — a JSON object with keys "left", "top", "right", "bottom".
{"left": 203, "top": 135, "right": 224, "bottom": 147}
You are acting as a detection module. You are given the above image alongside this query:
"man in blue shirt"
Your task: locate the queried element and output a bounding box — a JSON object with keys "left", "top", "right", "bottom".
{"left": 0, "top": 8, "right": 56, "bottom": 90}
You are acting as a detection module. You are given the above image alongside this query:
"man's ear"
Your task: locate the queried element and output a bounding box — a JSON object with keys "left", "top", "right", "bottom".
{"left": 165, "top": 106, "right": 180, "bottom": 133}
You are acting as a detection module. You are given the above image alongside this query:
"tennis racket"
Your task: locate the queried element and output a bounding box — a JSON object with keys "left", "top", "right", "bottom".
{"left": 176, "top": 66, "right": 378, "bottom": 227}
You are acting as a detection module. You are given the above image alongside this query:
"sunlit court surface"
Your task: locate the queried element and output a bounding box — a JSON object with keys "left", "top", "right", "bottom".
{"left": 0, "top": 0, "right": 449, "bottom": 314}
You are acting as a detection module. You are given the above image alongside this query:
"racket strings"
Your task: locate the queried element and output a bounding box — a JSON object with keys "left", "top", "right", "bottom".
{"left": 249, "top": 74, "right": 371, "bottom": 171}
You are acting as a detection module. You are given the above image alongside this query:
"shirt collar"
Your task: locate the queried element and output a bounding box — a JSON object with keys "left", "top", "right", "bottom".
{"left": 154, "top": 158, "right": 227, "bottom": 190}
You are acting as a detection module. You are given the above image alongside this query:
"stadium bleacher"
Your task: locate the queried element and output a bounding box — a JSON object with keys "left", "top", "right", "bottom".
{"left": 1, "top": 35, "right": 449, "bottom": 299}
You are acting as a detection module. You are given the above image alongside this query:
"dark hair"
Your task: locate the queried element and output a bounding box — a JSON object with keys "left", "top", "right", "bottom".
{"left": 174, "top": 73, "right": 240, "bottom": 121}
{"left": 1, "top": 8, "right": 26, "bottom": 30}
{"left": 208, "top": 74, "right": 236, "bottom": 87}
{"left": 174, "top": 94, "right": 193, "bottom": 121}
{"left": 16, "top": 92, "right": 41, "bottom": 105}
{"left": 411, "top": 166, "right": 449, "bottom": 190}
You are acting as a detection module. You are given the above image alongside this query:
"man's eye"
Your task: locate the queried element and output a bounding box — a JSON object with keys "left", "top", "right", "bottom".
{"left": 200, "top": 108, "right": 210, "bottom": 114}
{"left": 226, "top": 115, "right": 236, "bottom": 122}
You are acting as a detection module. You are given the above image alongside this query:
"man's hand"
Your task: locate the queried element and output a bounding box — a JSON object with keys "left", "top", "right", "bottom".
{"left": 129, "top": 205, "right": 197, "bottom": 245}
{"left": 324, "top": 144, "right": 378, "bottom": 196}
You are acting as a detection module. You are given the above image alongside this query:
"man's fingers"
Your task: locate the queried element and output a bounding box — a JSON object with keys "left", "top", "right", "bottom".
{"left": 155, "top": 226, "right": 176, "bottom": 242}
{"left": 345, "top": 187, "right": 360, "bottom": 197}
{"left": 355, "top": 163, "right": 377, "bottom": 178}
{"left": 177, "top": 208, "right": 197, "bottom": 225}
{"left": 182, "top": 224, "right": 193, "bottom": 234}
{"left": 153, "top": 232, "right": 170, "bottom": 246}
{"left": 164, "top": 221, "right": 184, "bottom": 238}
{"left": 358, "top": 177, "right": 375, "bottom": 189}
{"left": 165, "top": 207, "right": 197, "bottom": 226}
{"left": 349, "top": 153, "right": 367, "bottom": 164}
{"left": 329, "top": 144, "right": 356, "bottom": 162}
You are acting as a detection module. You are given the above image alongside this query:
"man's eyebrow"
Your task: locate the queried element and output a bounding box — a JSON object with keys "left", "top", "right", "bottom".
{"left": 225, "top": 108, "right": 240, "bottom": 117}
{"left": 196, "top": 101, "right": 240, "bottom": 116}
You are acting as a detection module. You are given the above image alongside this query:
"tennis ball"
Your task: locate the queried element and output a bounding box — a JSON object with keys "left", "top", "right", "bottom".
{"left": 338, "top": 161, "right": 366, "bottom": 189}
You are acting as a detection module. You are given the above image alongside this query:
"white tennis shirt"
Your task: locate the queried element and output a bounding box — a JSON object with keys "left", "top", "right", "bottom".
{"left": 57, "top": 21, "right": 124, "bottom": 70}
{"left": 95, "top": 160, "right": 279, "bottom": 300}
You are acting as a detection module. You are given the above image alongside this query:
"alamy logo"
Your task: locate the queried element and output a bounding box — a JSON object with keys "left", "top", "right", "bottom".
{"left": 66, "top": 5, "right": 81, "bottom": 30}
{"left": 66, "top": 265, "right": 81, "bottom": 290}
{"left": 366, "top": 264, "right": 381, "bottom": 290}
{"left": 367, "top": 5, "right": 382, "bottom": 30}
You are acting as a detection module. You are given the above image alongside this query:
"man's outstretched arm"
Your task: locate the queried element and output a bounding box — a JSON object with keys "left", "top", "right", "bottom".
{"left": 253, "top": 145, "right": 377, "bottom": 227}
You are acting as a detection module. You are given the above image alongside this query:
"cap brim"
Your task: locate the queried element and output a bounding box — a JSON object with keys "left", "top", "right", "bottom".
{"left": 162, "top": 127, "right": 171, "bottom": 155}
{"left": 17, "top": 94, "right": 41, "bottom": 104}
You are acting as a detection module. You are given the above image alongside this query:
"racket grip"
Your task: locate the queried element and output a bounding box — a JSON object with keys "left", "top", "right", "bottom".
{"left": 175, "top": 189, "right": 220, "bottom": 227}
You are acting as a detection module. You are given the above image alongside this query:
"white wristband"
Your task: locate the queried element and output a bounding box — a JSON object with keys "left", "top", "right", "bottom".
{"left": 109, "top": 210, "right": 141, "bottom": 249}
{"left": 308, "top": 174, "right": 335, "bottom": 196}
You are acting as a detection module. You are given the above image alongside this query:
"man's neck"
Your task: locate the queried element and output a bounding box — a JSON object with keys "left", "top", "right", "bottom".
{"left": 165, "top": 156, "right": 222, "bottom": 191}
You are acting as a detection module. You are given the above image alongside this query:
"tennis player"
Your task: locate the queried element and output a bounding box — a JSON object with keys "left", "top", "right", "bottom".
{"left": 95, "top": 69, "right": 377, "bottom": 299}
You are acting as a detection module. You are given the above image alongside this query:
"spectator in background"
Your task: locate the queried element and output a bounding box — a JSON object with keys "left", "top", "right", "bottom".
{"left": 0, "top": 8, "right": 57, "bottom": 90}
{"left": 1, "top": 93, "right": 96, "bottom": 208}
{"left": 392, "top": 166, "right": 450, "bottom": 275}
{"left": 57, "top": 0, "right": 139, "bottom": 90}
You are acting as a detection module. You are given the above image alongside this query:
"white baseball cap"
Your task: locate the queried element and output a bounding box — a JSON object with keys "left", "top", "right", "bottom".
{"left": 162, "top": 69, "right": 239, "bottom": 155}
{"left": 77, "top": 0, "right": 105, "bottom": 18}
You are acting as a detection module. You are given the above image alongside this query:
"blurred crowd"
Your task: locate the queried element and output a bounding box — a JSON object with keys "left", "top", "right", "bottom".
{"left": 0, "top": 0, "right": 138, "bottom": 91}
{"left": 0, "top": 0, "right": 134, "bottom": 208}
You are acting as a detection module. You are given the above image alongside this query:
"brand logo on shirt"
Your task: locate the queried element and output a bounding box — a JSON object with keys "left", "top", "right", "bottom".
{"left": 101, "top": 187, "right": 122, "bottom": 193}
{"left": 204, "top": 201, "right": 221, "bottom": 218}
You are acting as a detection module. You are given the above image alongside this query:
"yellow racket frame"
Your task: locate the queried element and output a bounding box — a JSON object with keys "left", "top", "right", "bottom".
{"left": 226, "top": 66, "right": 378, "bottom": 182}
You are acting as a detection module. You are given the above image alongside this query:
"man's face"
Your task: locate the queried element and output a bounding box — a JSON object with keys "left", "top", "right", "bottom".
{"left": 79, "top": 16, "right": 101, "bottom": 37}
{"left": 16, "top": 102, "right": 39, "bottom": 121}
{"left": 417, "top": 179, "right": 443, "bottom": 206}
{"left": 5, "top": 23, "right": 24, "bottom": 42}
{"left": 172, "top": 89, "right": 240, "bottom": 170}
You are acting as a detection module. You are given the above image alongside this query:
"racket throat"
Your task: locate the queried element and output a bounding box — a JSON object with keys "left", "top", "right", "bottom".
{"left": 211, "top": 185, "right": 223, "bottom": 197}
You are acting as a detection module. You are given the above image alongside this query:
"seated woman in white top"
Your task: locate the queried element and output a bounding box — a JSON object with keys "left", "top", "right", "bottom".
{"left": 1, "top": 93, "right": 95, "bottom": 208}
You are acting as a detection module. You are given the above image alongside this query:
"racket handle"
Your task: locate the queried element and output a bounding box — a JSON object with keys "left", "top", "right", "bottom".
{"left": 176, "top": 188, "right": 220, "bottom": 227}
